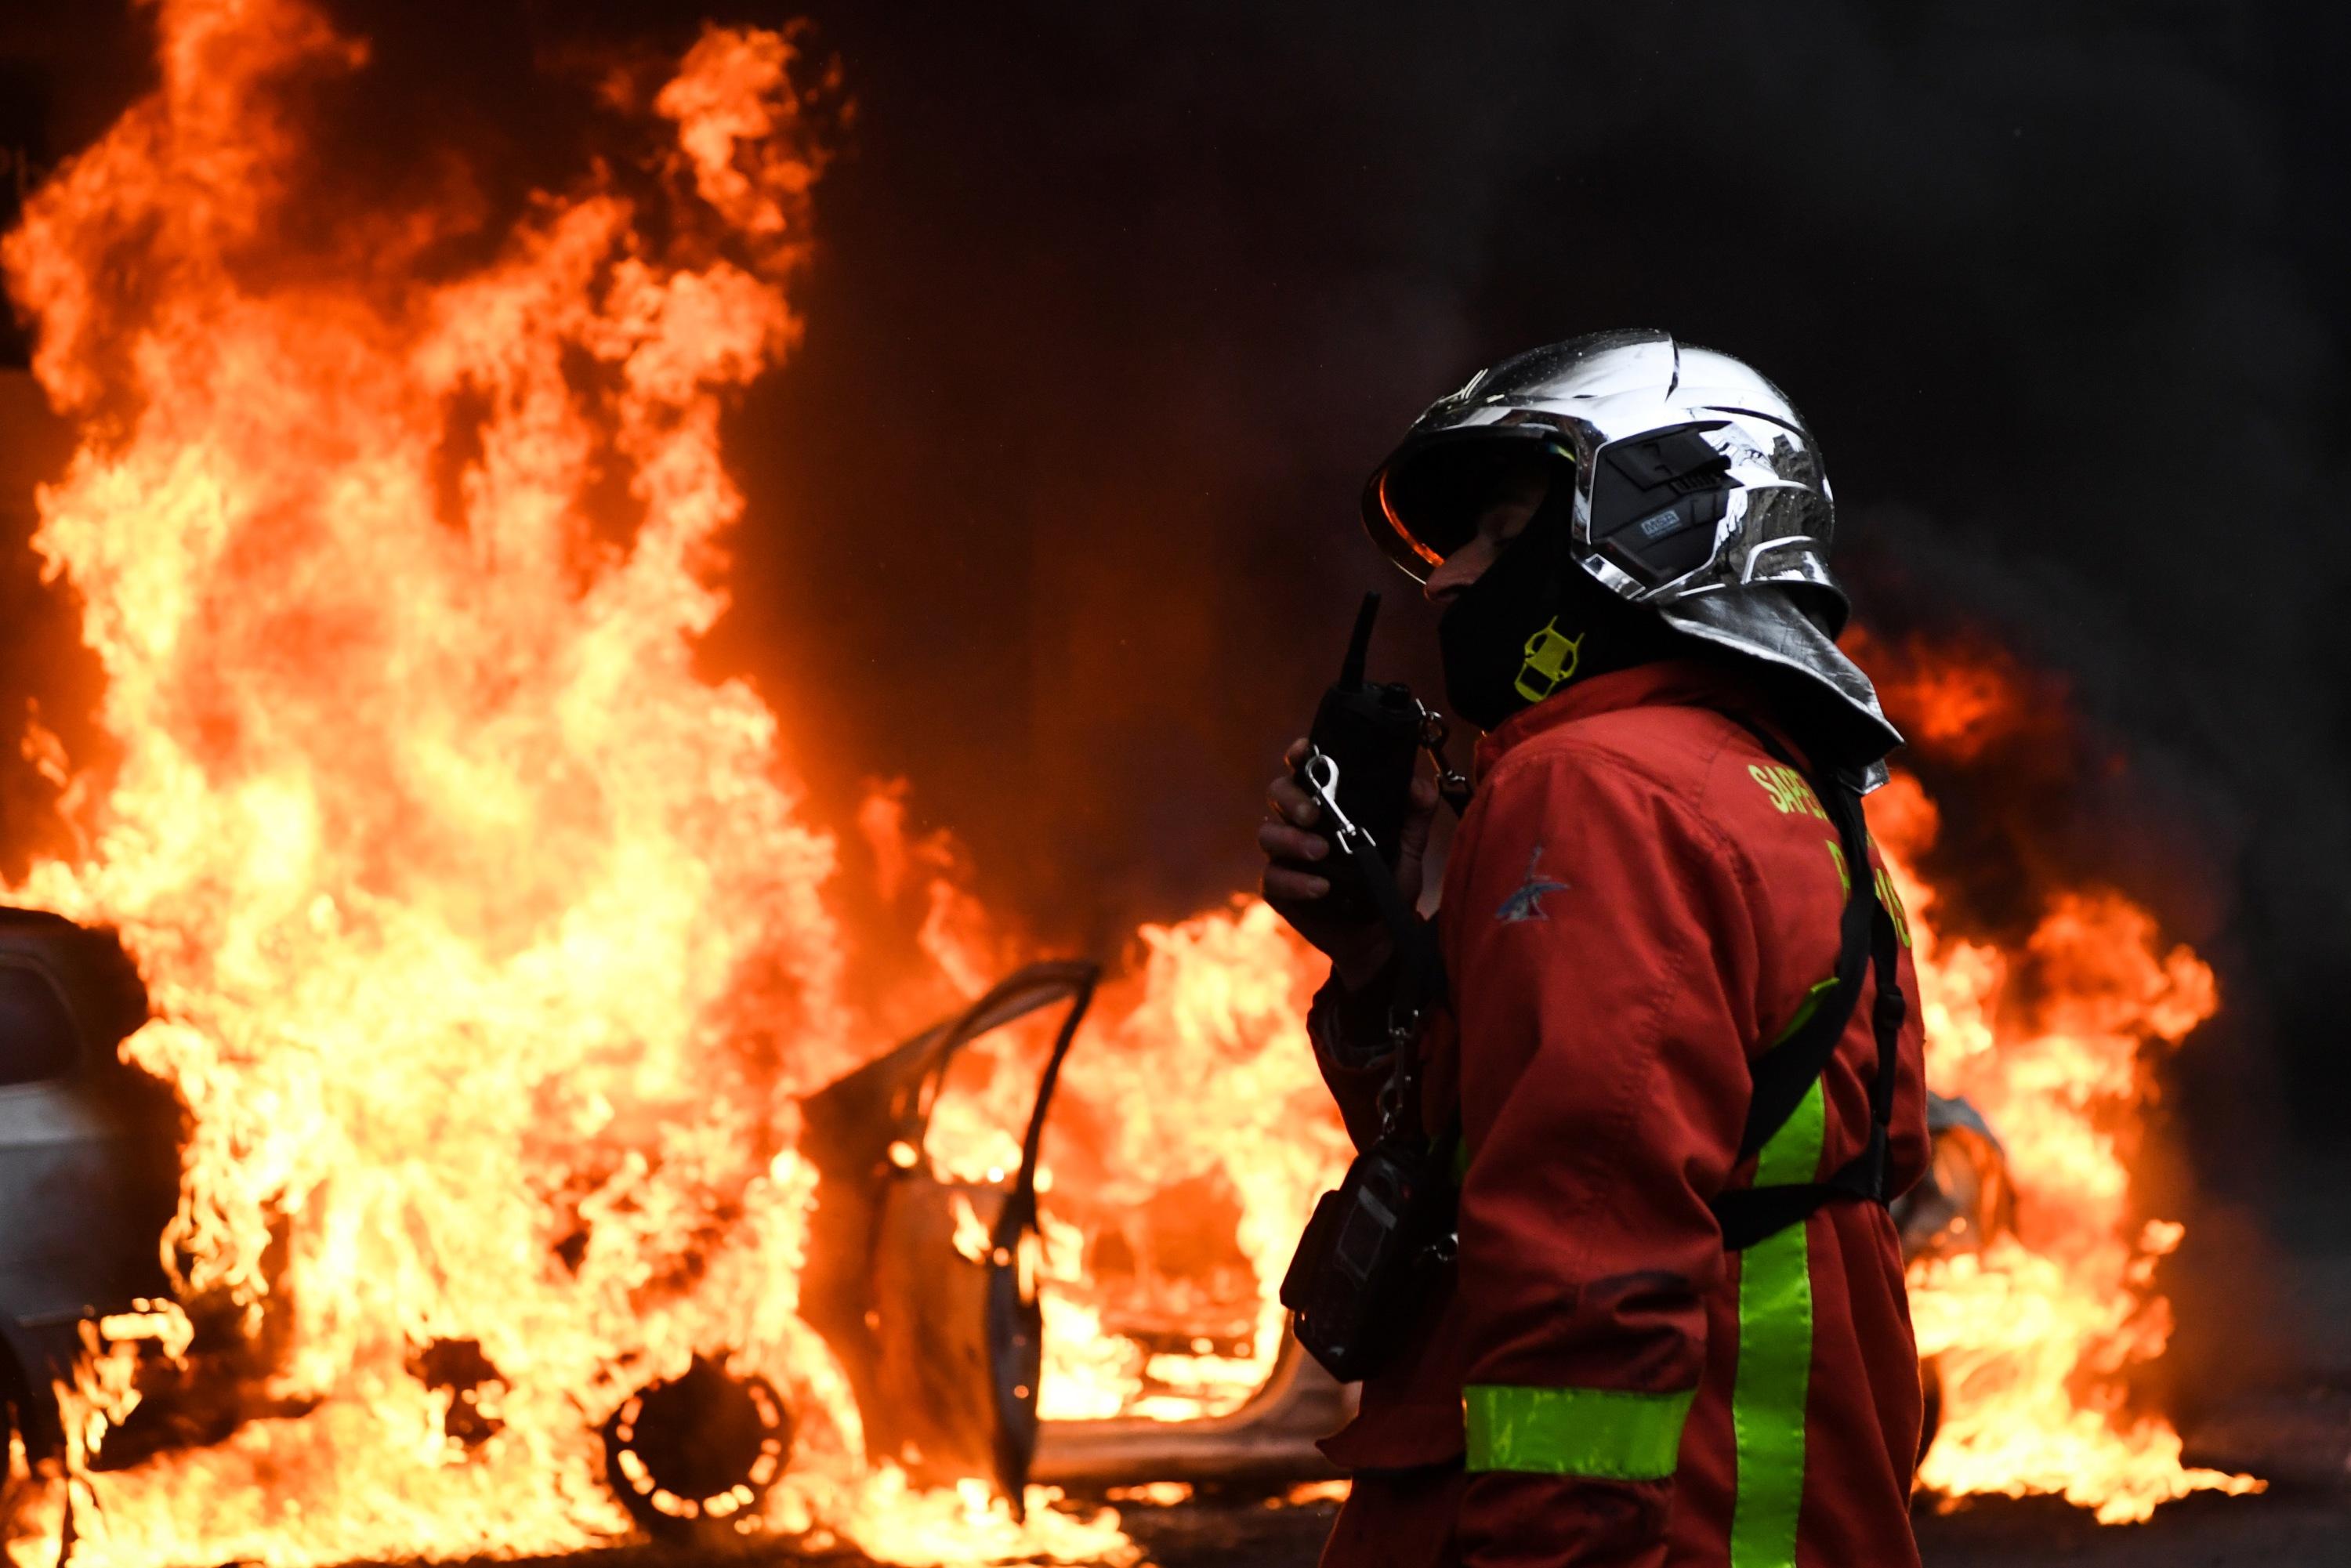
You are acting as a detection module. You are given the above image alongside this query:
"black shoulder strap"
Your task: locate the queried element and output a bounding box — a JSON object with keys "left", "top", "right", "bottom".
{"left": 1709, "top": 719, "right": 1908, "bottom": 1252}
{"left": 1727, "top": 724, "right": 1875, "bottom": 1165}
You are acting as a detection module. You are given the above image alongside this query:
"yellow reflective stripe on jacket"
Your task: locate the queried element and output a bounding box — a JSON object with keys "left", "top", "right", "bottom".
{"left": 1728, "top": 1077, "right": 1827, "bottom": 1568}
{"left": 1464, "top": 1383, "right": 1697, "bottom": 1481}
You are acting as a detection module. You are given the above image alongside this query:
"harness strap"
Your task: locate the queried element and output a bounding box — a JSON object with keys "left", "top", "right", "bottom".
{"left": 1715, "top": 722, "right": 1907, "bottom": 1563}
{"left": 1708, "top": 719, "right": 1907, "bottom": 1252}
{"left": 1733, "top": 748, "right": 1873, "bottom": 1164}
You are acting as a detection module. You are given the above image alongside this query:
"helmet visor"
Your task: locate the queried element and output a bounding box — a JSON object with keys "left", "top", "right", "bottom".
{"left": 1364, "top": 425, "right": 1575, "bottom": 583}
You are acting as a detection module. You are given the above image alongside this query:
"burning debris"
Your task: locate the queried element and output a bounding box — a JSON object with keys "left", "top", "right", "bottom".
{"left": 0, "top": 0, "right": 2263, "bottom": 1564}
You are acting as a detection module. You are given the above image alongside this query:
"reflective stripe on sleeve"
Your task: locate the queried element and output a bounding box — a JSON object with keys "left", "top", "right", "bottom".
{"left": 1728, "top": 1077, "right": 1826, "bottom": 1568}
{"left": 1463, "top": 1383, "right": 1697, "bottom": 1480}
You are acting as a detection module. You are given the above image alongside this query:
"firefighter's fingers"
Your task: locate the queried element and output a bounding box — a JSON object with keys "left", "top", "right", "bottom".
{"left": 1266, "top": 773, "right": 1320, "bottom": 828}
{"left": 1395, "top": 775, "right": 1440, "bottom": 858}
{"left": 1407, "top": 772, "right": 1440, "bottom": 820}
{"left": 1382, "top": 774, "right": 1440, "bottom": 908}
{"left": 1261, "top": 865, "right": 1331, "bottom": 904}
{"left": 1258, "top": 820, "right": 1328, "bottom": 863}
{"left": 1284, "top": 737, "right": 1310, "bottom": 769}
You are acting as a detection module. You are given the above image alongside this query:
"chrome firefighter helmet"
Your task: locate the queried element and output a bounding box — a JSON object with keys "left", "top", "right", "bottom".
{"left": 1363, "top": 328, "right": 1901, "bottom": 771}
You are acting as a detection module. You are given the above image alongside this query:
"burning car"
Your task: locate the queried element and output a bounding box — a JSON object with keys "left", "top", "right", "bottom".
{"left": 0, "top": 917, "right": 2013, "bottom": 1529}
{"left": 788, "top": 961, "right": 2020, "bottom": 1505}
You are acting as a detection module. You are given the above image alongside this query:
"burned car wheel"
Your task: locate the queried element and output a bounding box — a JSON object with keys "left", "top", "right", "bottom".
{"left": 600, "top": 1356, "right": 794, "bottom": 1542}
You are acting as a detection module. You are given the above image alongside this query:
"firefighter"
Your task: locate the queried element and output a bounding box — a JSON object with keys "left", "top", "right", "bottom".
{"left": 1260, "top": 331, "right": 1931, "bottom": 1566}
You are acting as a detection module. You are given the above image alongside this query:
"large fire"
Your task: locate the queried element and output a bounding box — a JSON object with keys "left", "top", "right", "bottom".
{"left": 1861, "top": 639, "right": 2262, "bottom": 1523}
{"left": 0, "top": 3, "right": 2251, "bottom": 1564}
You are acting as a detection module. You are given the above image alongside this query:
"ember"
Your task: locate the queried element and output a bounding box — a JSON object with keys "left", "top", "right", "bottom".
{"left": 0, "top": 1, "right": 2256, "bottom": 1563}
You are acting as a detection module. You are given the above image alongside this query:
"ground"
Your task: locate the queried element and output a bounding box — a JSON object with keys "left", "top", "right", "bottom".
{"left": 519, "top": 1429, "right": 2349, "bottom": 1568}
{"left": 521, "top": 1482, "right": 2347, "bottom": 1568}
{"left": 1100, "top": 1251, "right": 2351, "bottom": 1566}
{"left": 499, "top": 1296, "right": 2351, "bottom": 1568}
{"left": 1115, "top": 1487, "right": 2349, "bottom": 1567}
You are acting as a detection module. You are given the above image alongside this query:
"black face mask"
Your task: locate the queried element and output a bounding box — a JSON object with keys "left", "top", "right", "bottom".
{"left": 1436, "top": 492, "right": 1686, "bottom": 732}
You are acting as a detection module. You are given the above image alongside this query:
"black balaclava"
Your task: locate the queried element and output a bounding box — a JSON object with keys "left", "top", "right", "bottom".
{"left": 1436, "top": 481, "right": 1687, "bottom": 732}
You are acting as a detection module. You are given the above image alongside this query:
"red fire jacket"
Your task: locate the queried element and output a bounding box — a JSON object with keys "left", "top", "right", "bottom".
{"left": 1308, "top": 658, "right": 1929, "bottom": 1568}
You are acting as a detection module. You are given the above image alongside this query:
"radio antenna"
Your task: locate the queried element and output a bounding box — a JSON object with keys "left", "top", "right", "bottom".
{"left": 1339, "top": 592, "right": 1380, "bottom": 690}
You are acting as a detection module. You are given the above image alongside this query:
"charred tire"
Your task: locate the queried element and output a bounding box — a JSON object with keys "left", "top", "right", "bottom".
{"left": 600, "top": 1357, "right": 793, "bottom": 1543}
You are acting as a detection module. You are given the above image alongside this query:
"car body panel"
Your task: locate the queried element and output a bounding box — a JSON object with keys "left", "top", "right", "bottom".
{"left": 0, "top": 911, "right": 179, "bottom": 1445}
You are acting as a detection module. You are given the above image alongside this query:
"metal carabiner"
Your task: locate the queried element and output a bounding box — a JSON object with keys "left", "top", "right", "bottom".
{"left": 1300, "top": 748, "right": 1374, "bottom": 853}
{"left": 1415, "top": 702, "right": 1473, "bottom": 817}
{"left": 1374, "top": 1073, "right": 1408, "bottom": 1139}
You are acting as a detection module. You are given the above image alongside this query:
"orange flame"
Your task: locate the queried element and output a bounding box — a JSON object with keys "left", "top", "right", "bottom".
{"left": 1871, "top": 772, "right": 2258, "bottom": 1521}
{"left": 1, "top": 3, "right": 1128, "bottom": 1563}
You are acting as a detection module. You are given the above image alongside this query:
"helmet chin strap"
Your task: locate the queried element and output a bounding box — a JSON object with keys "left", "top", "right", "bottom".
{"left": 1436, "top": 488, "right": 1685, "bottom": 733}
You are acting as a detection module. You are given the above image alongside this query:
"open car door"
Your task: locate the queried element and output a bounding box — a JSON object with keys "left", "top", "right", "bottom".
{"left": 798, "top": 961, "right": 1096, "bottom": 1514}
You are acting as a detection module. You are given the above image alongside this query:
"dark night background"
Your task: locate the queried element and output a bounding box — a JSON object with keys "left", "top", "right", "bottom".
{"left": 4, "top": 0, "right": 2348, "bottom": 1400}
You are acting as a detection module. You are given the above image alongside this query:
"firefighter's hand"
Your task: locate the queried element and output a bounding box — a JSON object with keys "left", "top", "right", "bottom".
{"left": 1259, "top": 738, "right": 1440, "bottom": 990}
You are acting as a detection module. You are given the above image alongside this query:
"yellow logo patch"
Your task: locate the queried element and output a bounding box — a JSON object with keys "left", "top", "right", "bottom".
{"left": 1514, "top": 619, "right": 1585, "bottom": 704}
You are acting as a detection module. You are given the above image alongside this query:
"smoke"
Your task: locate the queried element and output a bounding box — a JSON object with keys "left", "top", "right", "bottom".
{"left": 733, "top": 2, "right": 2351, "bottom": 1204}
{"left": 8, "top": 2, "right": 2346, "bottom": 1240}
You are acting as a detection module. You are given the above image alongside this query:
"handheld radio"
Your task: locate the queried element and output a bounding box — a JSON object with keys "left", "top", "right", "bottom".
{"left": 1291, "top": 593, "right": 1425, "bottom": 921}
